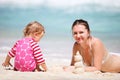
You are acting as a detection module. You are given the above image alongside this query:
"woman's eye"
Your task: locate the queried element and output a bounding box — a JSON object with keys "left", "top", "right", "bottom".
{"left": 73, "top": 31, "right": 84, "bottom": 35}
{"left": 73, "top": 32, "right": 77, "bottom": 35}
{"left": 79, "top": 32, "right": 83, "bottom": 34}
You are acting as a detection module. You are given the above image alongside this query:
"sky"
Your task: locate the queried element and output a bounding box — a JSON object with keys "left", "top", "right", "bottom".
{"left": 0, "top": 0, "right": 120, "bottom": 12}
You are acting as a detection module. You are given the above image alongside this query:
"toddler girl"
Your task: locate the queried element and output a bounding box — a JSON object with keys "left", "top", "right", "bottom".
{"left": 2, "top": 21, "right": 47, "bottom": 72}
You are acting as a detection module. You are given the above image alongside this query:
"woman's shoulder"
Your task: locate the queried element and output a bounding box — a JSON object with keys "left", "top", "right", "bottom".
{"left": 91, "top": 37, "right": 107, "bottom": 54}
{"left": 91, "top": 36, "right": 103, "bottom": 46}
{"left": 91, "top": 36, "right": 102, "bottom": 42}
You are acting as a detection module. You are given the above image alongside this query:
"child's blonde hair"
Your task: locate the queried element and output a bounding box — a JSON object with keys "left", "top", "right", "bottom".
{"left": 23, "top": 21, "right": 45, "bottom": 37}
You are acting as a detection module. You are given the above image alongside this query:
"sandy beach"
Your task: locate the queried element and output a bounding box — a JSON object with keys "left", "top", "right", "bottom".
{"left": 0, "top": 55, "right": 120, "bottom": 80}
{"left": 1, "top": 0, "right": 120, "bottom": 79}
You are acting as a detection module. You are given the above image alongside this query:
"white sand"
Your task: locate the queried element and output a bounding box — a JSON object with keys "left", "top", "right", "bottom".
{"left": 0, "top": 55, "right": 120, "bottom": 80}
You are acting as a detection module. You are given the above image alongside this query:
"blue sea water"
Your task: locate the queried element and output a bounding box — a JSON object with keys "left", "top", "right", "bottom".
{"left": 0, "top": 4, "right": 120, "bottom": 61}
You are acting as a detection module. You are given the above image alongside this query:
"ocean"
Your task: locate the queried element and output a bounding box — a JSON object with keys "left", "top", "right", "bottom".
{"left": 0, "top": 1, "right": 120, "bottom": 62}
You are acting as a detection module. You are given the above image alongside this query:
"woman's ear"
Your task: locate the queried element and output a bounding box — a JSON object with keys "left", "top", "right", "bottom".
{"left": 88, "top": 31, "right": 91, "bottom": 38}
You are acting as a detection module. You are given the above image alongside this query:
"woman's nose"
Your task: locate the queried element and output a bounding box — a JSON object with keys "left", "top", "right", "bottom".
{"left": 76, "top": 33, "right": 80, "bottom": 37}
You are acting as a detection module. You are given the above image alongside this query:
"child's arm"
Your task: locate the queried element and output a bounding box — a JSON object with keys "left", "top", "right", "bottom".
{"left": 2, "top": 55, "right": 13, "bottom": 67}
{"left": 2, "top": 42, "right": 16, "bottom": 68}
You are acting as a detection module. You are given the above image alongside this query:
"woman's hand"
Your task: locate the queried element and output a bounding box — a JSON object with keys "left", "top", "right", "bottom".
{"left": 63, "top": 66, "right": 75, "bottom": 72}
{"left": 85, "top": 66, "right": 99, "bottom": 72}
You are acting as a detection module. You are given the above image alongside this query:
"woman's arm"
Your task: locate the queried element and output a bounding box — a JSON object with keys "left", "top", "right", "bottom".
{"left": 63, "top": 42, "right": 80, "bottom": 72}
{"left": 70, "top": 42, "right": 79, "bottom": 66}
{"left": 70, "top": 52, "right": 75, "bottom": 66}
{"left": 85, "top": 38, "right": 105, "bottom": 72}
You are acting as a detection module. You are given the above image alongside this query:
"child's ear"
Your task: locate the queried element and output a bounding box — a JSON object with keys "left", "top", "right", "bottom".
{"left": 34, "top": 32, "right": 38, "bottom": 36}
{"left": 32, "top": 33, "right": 37, "bottom": 38}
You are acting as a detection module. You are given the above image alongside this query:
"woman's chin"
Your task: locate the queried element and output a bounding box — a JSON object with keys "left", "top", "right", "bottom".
{"left": 77, "top": 41, "right": 82, "bottom": 44}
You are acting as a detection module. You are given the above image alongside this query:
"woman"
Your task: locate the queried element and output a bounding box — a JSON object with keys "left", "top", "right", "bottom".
{"left": 64, "top": 19, "right": 120, "bottom": 73}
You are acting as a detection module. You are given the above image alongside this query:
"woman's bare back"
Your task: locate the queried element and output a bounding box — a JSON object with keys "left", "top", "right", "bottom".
{"left": 101, "top": 53, "right": 120, "bottom": 72}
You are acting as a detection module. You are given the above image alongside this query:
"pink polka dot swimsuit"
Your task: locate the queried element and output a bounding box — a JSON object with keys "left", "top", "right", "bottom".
{"left": 8, "top": 38, "right": 45, "bottom": 72}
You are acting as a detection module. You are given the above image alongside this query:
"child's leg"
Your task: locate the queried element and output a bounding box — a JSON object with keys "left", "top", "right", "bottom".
{"left": 14, "top": 67, "right": 18, "bottom": 71}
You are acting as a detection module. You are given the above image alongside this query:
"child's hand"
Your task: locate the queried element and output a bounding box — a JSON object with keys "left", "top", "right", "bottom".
{"left": 36, "top": 65, "right": 42, "bottom": 71}
{"left": 36, "top": 64, "right": 47, "bottom": 72}
{"left": 2, "top": 62, "right": 13, "bottom": 67}
{"left": 2, "top": 55, "right": 13, "bottom": 70}
{"left": 39, "top": 63, "right": 47, "bottom": 72}
{"left": 2, "top": 62, "right": 13, "bottom": 70}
